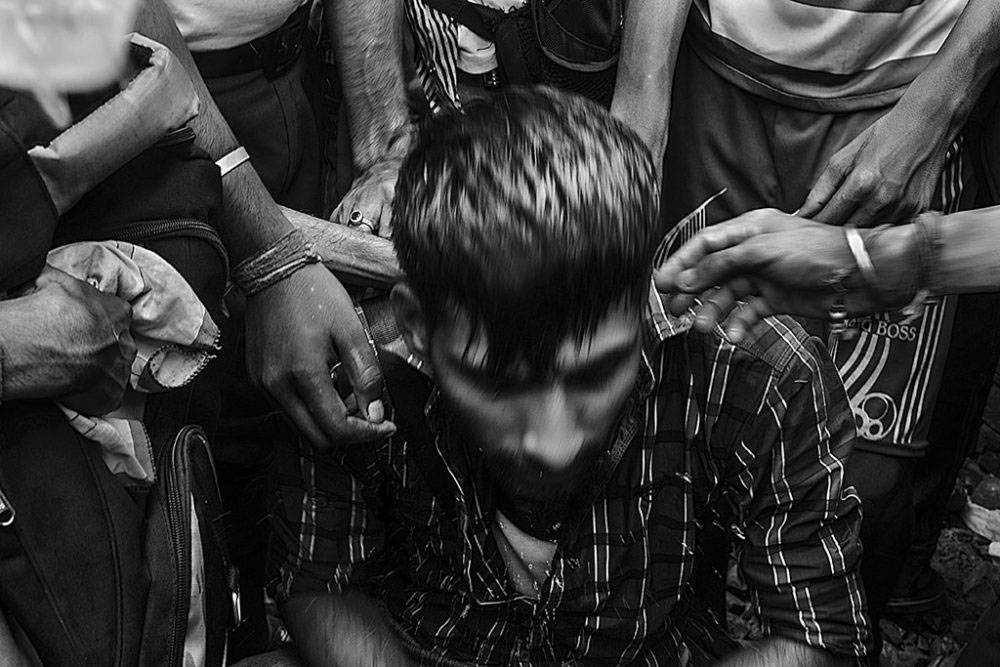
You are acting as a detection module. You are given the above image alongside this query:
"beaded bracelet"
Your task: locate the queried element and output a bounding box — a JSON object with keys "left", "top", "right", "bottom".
{"left": 901, "top": 212, "right": 943, "bottom": 323}
{"left": 230, "top": 229, "right": 323, "bottom": 296}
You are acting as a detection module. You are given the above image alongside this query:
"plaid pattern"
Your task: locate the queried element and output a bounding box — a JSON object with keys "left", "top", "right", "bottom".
{"left": 272, "top": 304, "right": 872, "bottom": 665}
{"left": 404, "top": 0, "right": 461, "bottom": 113}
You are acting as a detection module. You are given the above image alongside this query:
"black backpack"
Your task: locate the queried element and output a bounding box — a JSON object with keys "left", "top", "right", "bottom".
{"left": 0, "top": 88, "right": 237, "bottom": 666}
{"left": 421, "top": 0, "right": 626, "bottom": 107}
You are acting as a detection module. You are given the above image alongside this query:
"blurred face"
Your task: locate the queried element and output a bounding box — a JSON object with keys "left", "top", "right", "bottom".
{"left": 394, "top": 288, "right": 642, "bottom": 504}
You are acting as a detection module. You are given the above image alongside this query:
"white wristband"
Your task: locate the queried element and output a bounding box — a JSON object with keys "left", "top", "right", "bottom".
{"left": 216, "top": 146, "right": 250, "bottom": 177}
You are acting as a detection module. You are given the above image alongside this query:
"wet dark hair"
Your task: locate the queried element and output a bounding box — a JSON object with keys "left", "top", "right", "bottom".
{"left": 391, "top": 87, "right": 660, "bottom": 374}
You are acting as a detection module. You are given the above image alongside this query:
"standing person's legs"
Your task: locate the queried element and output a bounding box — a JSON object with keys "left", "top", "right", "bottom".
{"left": 662, "top": 39, "right": 962, "bottom": 647}
{"left": 204, "top": 54, "right": 323, "bottom": 215}
{"left": 661, "top": 43, "right": 778, "bottom": 227}
{"left": 890, "top": 117, "right": 1000, "bottom": 611}
{"left": 199, "top": 54, "right": 323, "bottom": 661}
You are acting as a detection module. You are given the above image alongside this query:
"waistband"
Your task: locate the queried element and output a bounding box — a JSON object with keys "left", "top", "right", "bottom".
{"left": 192, "top": 4, "right": 311, "bottom": 81}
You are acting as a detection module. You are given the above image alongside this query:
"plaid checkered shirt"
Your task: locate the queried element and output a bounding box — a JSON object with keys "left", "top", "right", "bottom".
{"left": 271, "top": 295, "right": 872, "bottom": 665}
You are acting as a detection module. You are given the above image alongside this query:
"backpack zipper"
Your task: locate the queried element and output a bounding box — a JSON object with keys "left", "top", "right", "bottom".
{"left": 164, "top": 426, "right": 196, "bottom": 667}
{"left": 0, "top": 487, "right": 14, "bottom": 526}
{"left": 114, "top": 219, "right": 229, "bottom": 280}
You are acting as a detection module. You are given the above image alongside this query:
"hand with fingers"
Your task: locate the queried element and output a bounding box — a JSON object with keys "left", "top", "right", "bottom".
{"left": 330, "top": 160, "right": 402, "bottom": 240}
{"left": 654, "top": 208, "right": 905, "bottom": 341}
{"left": 0, "top": 265, "right": 137, "bottom": 414}
{"left": 798, "top": 103, "right": 953, "bottom": 227}
{"left": 244, "top": 262, "right": 396, "bottom": 449}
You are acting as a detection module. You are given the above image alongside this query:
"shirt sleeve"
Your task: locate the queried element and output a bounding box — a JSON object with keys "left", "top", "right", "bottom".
{"left": 732, "top": 335, "right": 873, "bottom": 659}
{"left": 271, "top": 434, "right": 387, "bottom": 599}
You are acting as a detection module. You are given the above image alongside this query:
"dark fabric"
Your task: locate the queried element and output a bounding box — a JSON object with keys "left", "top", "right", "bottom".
{"left": 663, "top": 39, "right": 974, "bottom": 455}
{"left": 661, "top": 39, "right": 974, "bottom": 649}
{"left": 213, "top": 304, "right": 282, "bottom": 664}
{"left": 0, "top": 91, "right": 232, "bottom": 664}
{"left": 957, "top": 602, "right": 1000, "bottom": 666}
{"left": 204, "top": 40, "right": 324, "bottom": 659}
{"left": 272, "top": 315, "right": 872, "bottom": 664}
{"left": 0, "top": 408, "right": 233, "bottom": 667}
{"left": 204, "top": 52, "right": 322, "bottom": 215}
{"left": 843, "top": 452, "right": 914, "bottom": 626}
{"left": 141, "top": 426, "right": 235, "bottom": 667}
{"left": 0, "top": 91, "right": 59, "bottom": 292}
{"left": 898, "top": 88, "right": 1000, "bottom": 593}
{"left": 662, "top": 42, "right": 887, "bottom": 229}
{"left": 0, "top": 402, "right": 150, "bottom": 666}
{"left": 418, "top": 0, "right": 620, "bottom": 107}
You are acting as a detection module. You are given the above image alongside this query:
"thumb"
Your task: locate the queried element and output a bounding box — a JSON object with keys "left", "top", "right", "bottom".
{"left": 337, "top": 320, "right": 387, "bottom": 424}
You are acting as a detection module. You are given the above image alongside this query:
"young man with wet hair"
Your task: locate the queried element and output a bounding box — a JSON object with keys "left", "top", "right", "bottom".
{"left": 272, "top": 88, "right": 871, "bottom": 666}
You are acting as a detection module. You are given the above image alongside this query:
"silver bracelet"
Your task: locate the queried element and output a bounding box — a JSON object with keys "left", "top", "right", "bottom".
{"left": 230, "top": 229, "right": 323, "bottom": 296}
{"left": 216, "top": 146, "right": 251, "bottom": 177}
{"left": 844, "top": 225, "right": 878, "bottom": 289}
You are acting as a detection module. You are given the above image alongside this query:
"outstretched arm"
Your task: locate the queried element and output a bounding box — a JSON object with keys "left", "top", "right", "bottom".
{"left": 654, "top": 206, "right": 1000, "bottom": 340}
{"left": 325, "top": 0, "right": 411, "bottom": 237}
{"left": 133, "top": 0, "right": 396, "bottom": 448}
{"left": 611, "top": 0, "right": 692, "bottom": 175}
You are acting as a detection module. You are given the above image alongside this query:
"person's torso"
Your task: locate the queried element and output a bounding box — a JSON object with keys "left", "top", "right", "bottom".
{"left": 367, "top": 327, "right": 786, "bottom": 665}
{"left": 457, "top": 0, "right": 526, "bottom": 74}
{"left": 162, "top": 0, "right": 309, "bottom": 51}
{"left": 689, "top": 0, "right": 968, "bottom": 111}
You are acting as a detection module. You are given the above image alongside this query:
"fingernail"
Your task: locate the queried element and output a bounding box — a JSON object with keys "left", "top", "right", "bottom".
{"left": 367, "top": 400, "right": 385, "bottom": 423}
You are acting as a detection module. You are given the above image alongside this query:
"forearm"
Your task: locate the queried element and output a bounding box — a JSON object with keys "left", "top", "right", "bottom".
{"left": 282, "top": 206, "right": 402, "bottom": 286}
{"left": 714, "top": 638, "right": 850, "bottom": 667}
{"left": 0, "top": 299, "right": 31, "bottom": 400}
{"left": 894, "top": 0, "right": 1000, "bottom": 135}
{"left": 327, "top": 0, "right": 411, "bottom": 175}
{"left": 610, "top": 0, "right": 692, "bottom": 168}
{"left": 924, "top": 206, "right": 1000, "bottom": 294}
{"left": 862, "top": 206, "right": 1000, "bottom": 302}
{"left": 133, "top": 0, "right": 296, "bottom": 264}
{"left": 282, "top": 590, "right": 412, "bottom": 667}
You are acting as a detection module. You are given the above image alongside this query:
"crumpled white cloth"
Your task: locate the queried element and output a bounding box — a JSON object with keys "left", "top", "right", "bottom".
{"left": 48, "top": 240, "right": 220, "bottom": 482}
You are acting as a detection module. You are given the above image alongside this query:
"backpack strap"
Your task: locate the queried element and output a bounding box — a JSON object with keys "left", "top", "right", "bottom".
{"left": 419, "top": 0, "right": 531, "bottom": 85}
{"left": 420, "top": 0, "right": 497, "bottom": 42}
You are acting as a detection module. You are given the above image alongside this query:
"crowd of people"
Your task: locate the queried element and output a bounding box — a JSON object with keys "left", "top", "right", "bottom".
{"left": 1, "top": 0, "right": 999, "bottom": 665}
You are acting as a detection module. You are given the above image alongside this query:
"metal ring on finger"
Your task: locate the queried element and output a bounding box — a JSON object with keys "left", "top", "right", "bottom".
{"left": 824, "top": 268, "right": 857, "bottom": 342}
{"left": 348, "top": 209, "right": 378, "bottom": 235}
{"left": 329, "top": 361, "right": 342, "bottom": 385}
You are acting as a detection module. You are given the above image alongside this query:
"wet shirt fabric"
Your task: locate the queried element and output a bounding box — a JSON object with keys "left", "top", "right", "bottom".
{"left": 272, "top": 301, "right": 872, "bottom": 665}
{"left": 688, "top": 0, "right": 968, "bottom": 111}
